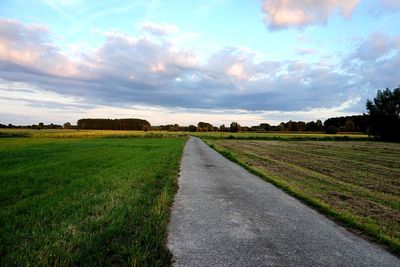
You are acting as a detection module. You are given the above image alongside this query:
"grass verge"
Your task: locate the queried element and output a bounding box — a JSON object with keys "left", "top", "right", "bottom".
{"left": 205, "top": 140, "right": 400, "bottom": 256}
{"left": 0, "top": 137, "right": 186, "bottom": 266}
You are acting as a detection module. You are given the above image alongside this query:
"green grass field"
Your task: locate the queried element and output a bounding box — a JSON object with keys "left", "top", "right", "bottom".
{"left": 207, "top": 139, "right": 400, "bottom": 254}
{"left": 1, "top": 129, "right": 396, "bottom": 263}
{"left": 0, "top": 137, "right": 186, "bottom": 266}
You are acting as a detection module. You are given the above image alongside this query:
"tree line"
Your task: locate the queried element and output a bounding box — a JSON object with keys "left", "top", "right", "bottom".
{"left": 0, "top": 117, "right": 364, "bottom": 133}
{"left": 2, "top": 86, "right": 398, "bottom": 141}
{"left": 170, "top": 117, "right": 360, "bottom": 134}
{"left": 76, "top": 118, "right": 150, "bottom": 130}
{"left": 165, "top": 86, "right": 400, "bottom": 141}
{"left": 0, "top": 122, "right": 63, "bottom": 129}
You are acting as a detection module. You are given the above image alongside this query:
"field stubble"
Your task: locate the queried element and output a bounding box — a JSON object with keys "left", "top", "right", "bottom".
{"left": 207, "top": 139, "right": 400, "bottom": 254}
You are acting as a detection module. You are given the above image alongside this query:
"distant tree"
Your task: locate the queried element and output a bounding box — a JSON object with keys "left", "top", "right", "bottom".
{"left": 157, "top": 124, "right": 179, "bottom": 131}
{"left": 38, "top": 122, "right": 45, "bottom": 130}
{"left": 172, "top": 124, "right": 180, "bottom": 131}
{"left": 142, "top": 125, "right": 149, "bottom": 131}
{"left": 241, "top": 126, "right": 249, "bottom": 132}
{"left": 344, "top": 119, "right": 355, "bottom": 132}
{"left": 219, "top": 124, "right": 227, "bottom": 132}
{"left": 316, "top": 119, "right": 324, "bottom": 131}
{"left": 259, "top": 123, "right": 271, "bottom": 131}
{"left": 297, "top": 121, "right": 306, "bottom": 131}
{"left": 249, "top": 125, "right": 259, "bottom": 131}
{"left": 0, "top": 124, "right": 14, "bottom": 128}
{"left": 63, "top": 122, "right": 72, "bottom": 129}
{"left": 230, "top": 122, "right": 241, "bottom": 132}
{"left": 285, "top": 120, "right": 298, "bottom": 131}
{"left": 326, "top": 126, "right": 338, "bottom": 134}
{"left": 305, "top": 121, "right": 317, "bottom": 131}
{"left": 188, "top": 125, "right": 197, "bottom": 132}
{"left": 278, "top": 122, "right": 285, "bottom": 131}
{"left": 77, "top": 118, "right": 150, "bottom": 130}
{"left": 197, "top": 122, "right": 214, "bottom": 132}
{"left": 366, "top": 86, "right": 400, "bottom": 141}
{"left": 323, "top": 115, "right": 367, "bottom": 133}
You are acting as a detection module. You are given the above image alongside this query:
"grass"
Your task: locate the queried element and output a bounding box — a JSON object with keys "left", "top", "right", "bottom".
{"left": 193, "top": 131, "right": 369, "bottom": 141}
{"left": 206, "top": 139, "right": 400, "bottom": 254}
{"left": 0, "top": 137, "right": 186, "bottom": 266}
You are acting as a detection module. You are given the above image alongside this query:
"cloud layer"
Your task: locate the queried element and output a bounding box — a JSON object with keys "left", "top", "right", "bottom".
{"left": 1, "top": 18, "right": 399, "bottom": 124}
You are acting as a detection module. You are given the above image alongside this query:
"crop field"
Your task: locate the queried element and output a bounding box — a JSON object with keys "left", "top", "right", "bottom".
{"left": 0, "top": 137, "right": 186, "bottom": 266}
{"left": 207, "top": 139, "right": 400, "bottom": 253}
{"left": 0, "top": 129, "right": 369, "bottom": 140}
{"left": 0, "top": 129, "right": 185, "bottom": 138}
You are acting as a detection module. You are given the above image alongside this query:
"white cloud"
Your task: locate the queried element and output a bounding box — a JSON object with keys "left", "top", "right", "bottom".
{"left": 349, "top": 32, "right": 399, "bottom": 62}
{"left": 0, "top": 79, "right": 83, "bottom": 106}
{"left": 261, "top": 0, "right": 359, "bottom": 30}
{"left": 344, "top": 32, "right": 400, "bottom": 92}
{"left": 139, "top": 22, "right": 179, "bottom": 36}
{"left": 295, "top": 47, "right": 318, "bottom": 55}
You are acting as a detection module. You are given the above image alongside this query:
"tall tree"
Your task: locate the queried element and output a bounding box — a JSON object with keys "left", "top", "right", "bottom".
{"left": 63, "top": 122, "right": 72, "bottom": 129}
{"left": 366, "top": 86, "right": 400, "bottom": 141}
{"left": 230, "top": 122, "right": 241, "bottom": 132}
{"left": 259, "top": 123, "right": 271, "bottom": 131}
{"left": 197, "top": 122, "right": 213, "bottom": 132}
{"left": 188, "top": 125, "right": 197, "bottom": 132}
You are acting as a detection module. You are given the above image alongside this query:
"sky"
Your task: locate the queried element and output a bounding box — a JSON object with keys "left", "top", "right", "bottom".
{"left": 0, "top": 0, "right": 399, "bottom": 126}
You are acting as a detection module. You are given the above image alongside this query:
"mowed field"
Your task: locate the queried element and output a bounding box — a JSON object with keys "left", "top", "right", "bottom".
{"left": 0, "top": 136, "right": 186, "bottom": 266}
{"left": 207, "top": 139, "right": 400, "bottom": 253}
{"left": 193, "top": 131, "right": 369, "bottom": 141}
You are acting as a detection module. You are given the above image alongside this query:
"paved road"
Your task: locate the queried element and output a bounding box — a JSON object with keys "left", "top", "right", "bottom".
{"left": 167, "top": 137, "right": 400, "bottom": 267}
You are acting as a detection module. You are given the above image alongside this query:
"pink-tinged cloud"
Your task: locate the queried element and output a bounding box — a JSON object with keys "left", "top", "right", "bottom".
{"left": 0, "top": 19, "right": 81, "bottom": 77}
{"left": 261, "top": 0, "right": 359, "bottom": 30}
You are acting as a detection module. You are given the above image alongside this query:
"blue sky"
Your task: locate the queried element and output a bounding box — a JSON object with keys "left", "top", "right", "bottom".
{"left": 0, "top": 0, "right": 399, "bottom": 126}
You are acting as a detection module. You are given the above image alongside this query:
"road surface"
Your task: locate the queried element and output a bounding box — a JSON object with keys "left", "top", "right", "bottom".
{"left": 167, "top": 137, "right": 400, "bottom": 266}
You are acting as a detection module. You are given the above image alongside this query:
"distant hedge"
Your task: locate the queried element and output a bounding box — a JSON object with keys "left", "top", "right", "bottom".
{"left": 77, "top": 118, "right": 150, "bottom": 130}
